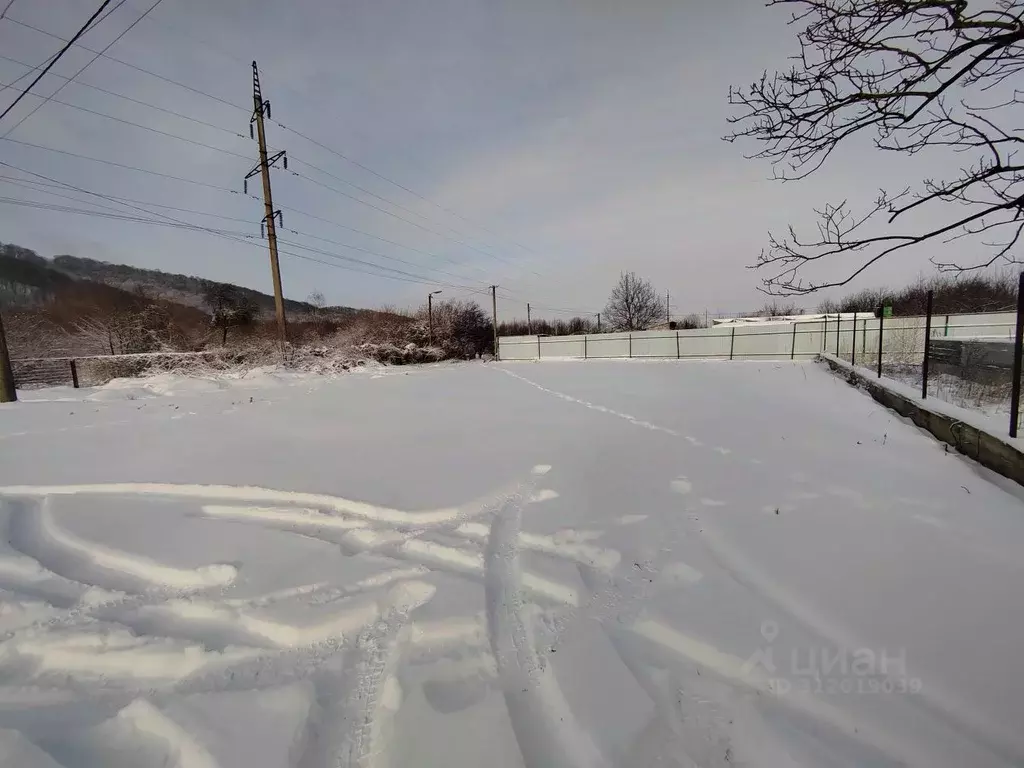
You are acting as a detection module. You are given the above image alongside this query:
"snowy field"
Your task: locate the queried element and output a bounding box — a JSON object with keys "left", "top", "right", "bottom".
{"left": 1, "top": 359, "right": 1024, "bottom": 768}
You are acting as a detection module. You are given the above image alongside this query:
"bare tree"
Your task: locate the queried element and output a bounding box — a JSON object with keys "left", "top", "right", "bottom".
{"left": 307, "top": 290, "right": 327, "bottom": 337}
{"left": 604, "top": 272, "right": 664, "bottom": 331}
{"left": 727, "top": 0, "right": 1024, "bottom": 294}
{"left": 204, "top": 285, "right": 258, "bottom": 345}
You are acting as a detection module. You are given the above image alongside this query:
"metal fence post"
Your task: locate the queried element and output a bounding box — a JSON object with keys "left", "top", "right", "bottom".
{"left": 862, "top": 317, "right": 867, "bottom": 353}
{"left": 584, "top": 335, "right": 588, "bottom": 360}
{"left": 823, "top": 314, "right": 828, "bottom": 352}
{"left": 836, "top": 313, "right": 841, "bottom": 356}
{"left": 70, "top": 359, "right": 79, "bottom": 389}
{"left": 850, "top": 312, "right": 857, "bottom": 365}
{"left": 537, "top": 335, "right": 541, "bottom": 360}
{"left": 877, "top": 307, "right": 885, "bottom": 378}
{"left": 790, "top": 322, "right": 797, "bottom": 359}
{"left": 922, "top": 290, "right": 933, "bottom": 400}
{"left": 729, "top": 326, "right": 735, "bottom": 360}
{"left": 676, "top": 331, "right": 680, "bottom": 359}
{"left": 629, "top": 333, "right": 632, "bottom": 358}
{"left": 1009, "top": 273, "right": 1024, "bottom": 437}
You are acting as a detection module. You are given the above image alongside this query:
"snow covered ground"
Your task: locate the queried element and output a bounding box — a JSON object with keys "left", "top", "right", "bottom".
{"left": 1, "top": 359, "right": 1023, "bottom": 768}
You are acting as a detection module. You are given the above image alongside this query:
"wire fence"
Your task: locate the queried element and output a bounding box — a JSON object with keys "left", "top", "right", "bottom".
{"left": 500, "top": 299, "right": 1024, "bottom": 438}
{"left": 10, "top": 351, "right": 237, "bottom": 390}
{"left": 827, "top": 301, "right": 1020, "bottom": 436}
{"left": 500, "top": 323, "right": 829, "bottom": 362}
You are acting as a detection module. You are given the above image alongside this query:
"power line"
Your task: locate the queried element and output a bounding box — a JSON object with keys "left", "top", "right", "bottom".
{"left": 0, "top": 0, "right": 114, "bottom": 124}
{"left": 3, "top": 15, "right": 542, "bottom": 272}
{"left": 0, "top": 79, "right": 253, "bottom": 158}
{"left": 292, "top": 168, "right": 538, "bottom": 273}
{"left": 279, "top": 121, "right": 541, "bottom": 259}
{"left": 289, "top": 155, "right": 506, "bottom": 255}
{"left": 0, "top": 175, "right": 249, "bottom": 225}
{"left": 0, "top": 174, "right": 255, "bottom": 222}
{"left": 3, "top": 0, "right": 164, "bottom": 137}
{"left": 110, "top": 1, "right": 542, "bottom": 261}
{"left": 0, "top": 163, "right": 496, "bottom": 294}
{"left": 0, "top": 137, "right": 243, "bottom": 192}
{"left": 0, "top": 187, "right": 481, "bottom": 292}
{"left": 0, "top": 52, "right": 249, "bottom": 139}
{"left": 282, "top": 228, "right": 480, "bottom": 283}
{"left": 0, "top": 148, "right": 486, "bottom": 285}
{"left": 3, "top": 17, "right": 249, "bottom": 114}
{"left": 0, "top": 165, "right": 484, "bottom": 280}
{"left": 289, "top": 154, "right": 516, "bottom": 261}
{"left": 0, "top": 196, "right": 259, "bottom": 236}
{"left": 0, "top": 1, "right": 126, "bottom": 96}
{"left": 279, "top": 205, "right": 486, "bottom": 275}
{"left": 0, "top": 57, "right": 491, "bottom": 280}
{"left": 276, "top": 237, "right": 489, "bottom": 289}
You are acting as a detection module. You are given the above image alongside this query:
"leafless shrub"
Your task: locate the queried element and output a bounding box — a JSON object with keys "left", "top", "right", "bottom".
{"left": 759, "top": 300, "right": 799, "bottom": 318}
{"left": 678, "top": 313, "right": 705, "bottom": 330}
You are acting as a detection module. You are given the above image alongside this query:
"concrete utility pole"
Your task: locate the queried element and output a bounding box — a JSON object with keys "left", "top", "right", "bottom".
{"left": 527, "top": 303, "right": 531, "bottom": 335}
{"left": 246, "top": 60, "right": 288, "bottom": 347}
{"left": 428, "top": 290, "right": 442, "bottom": 346}
{"left": 596, "top": 313, "right": 601, "bottom": 332}
{"left": 491, "top": 285, "right": 499, "bottom": 360}
{"left": 666, "top": 291, "right": 670, "bottom": 325}
{"left": 0, "top": 308, "right": 16, "bottom": 403}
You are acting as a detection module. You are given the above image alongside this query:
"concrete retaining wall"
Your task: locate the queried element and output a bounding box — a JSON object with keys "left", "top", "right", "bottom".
{"left": 819, "top": 354, "right": 1024, "bottom": 487}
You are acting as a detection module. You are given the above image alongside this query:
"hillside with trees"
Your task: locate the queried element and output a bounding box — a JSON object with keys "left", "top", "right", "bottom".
{"left": 0, "top": 241, "right": 497, "bottom": 372}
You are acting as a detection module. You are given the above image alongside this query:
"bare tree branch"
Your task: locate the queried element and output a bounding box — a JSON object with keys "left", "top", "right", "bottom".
{"left": 728, "top": 0, "right": 1024, "bottom": 293}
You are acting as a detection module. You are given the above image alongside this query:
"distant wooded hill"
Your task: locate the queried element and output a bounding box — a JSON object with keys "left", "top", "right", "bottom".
{"left": 0, "top": 242, "right": 357, "bottom": 317}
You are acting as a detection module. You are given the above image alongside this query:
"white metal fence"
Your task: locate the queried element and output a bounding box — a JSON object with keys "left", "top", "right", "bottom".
{"left": 498, "top": 311, "right": 1017, "bottom": 362}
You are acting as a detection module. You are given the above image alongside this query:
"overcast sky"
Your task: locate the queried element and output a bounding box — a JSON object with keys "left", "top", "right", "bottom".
{"left": 0, "top": 0, "right": 999, "bottom": 320}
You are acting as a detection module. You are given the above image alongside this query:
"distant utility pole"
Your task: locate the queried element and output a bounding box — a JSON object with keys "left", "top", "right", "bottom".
{"left": 491, "top": 286, "right": 499, "bottom": 360}
{"left": 666, "top": 291, "right": 670, "bottom": 325}
{"left": 596, "top": 313, "right": 601, "bottom": 332}
{"left": 246, "top": 60, "right": 288, "bottom": 347}
{"left": 428, "top": 290, "right": 442, "bottom": 346}
{"left": 0, "top": 307, "right": 16, "bottom": 403}
{"left": 527, "top": 303, "right": 532, "bottom": 335}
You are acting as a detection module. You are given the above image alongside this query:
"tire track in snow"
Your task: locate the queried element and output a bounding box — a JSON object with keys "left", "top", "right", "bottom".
{"left": 578, "top": 565, "right": 735, "bottom": 767}
{"left": 5, "top": 499, "right": 236, "bottom": 594}
{"left": 45, "top": 697, "right": 221, "bottom": 768}
{"left": 0, "top": 482, "right": 519, "bottom": 528}
{"left": 0, "top": 554, "right": 94, "bottom": 610}
{"left": 693, "top": 518, "right": 1024, "bottom": 767}
{"left": 484, "top": 466, "right": 611, "bottom": 768}
{"left": 294, "top": 581, "right": 434, "bottom": 768}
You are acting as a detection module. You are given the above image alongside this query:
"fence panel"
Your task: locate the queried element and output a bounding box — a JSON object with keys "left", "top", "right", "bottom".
{"left": 630, "top": 333, "right": 678, "bottom": 358}
{"left": 579, "top": 334, "right": 630, "bottom": 359}
{"left": 497, "top": 310, "right": 1018, "bottom": 366}
{"left": 540, "top": 336, "right": 587, "bottom": 358}
{"left": 677, "top": 329, "right": 734, "bottom": 359}
{"left": 730, "top": 323, "right": 798, "bottom": 359}
{"left": 496, "top": 337, "right": 538, "bottom": 360}
{"left": 12, "top": 358, "right": 75, "bottom": 389}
